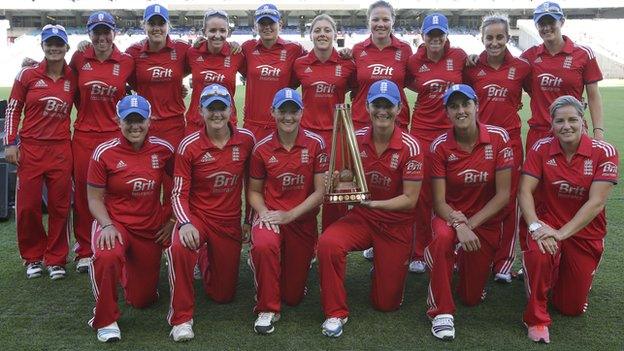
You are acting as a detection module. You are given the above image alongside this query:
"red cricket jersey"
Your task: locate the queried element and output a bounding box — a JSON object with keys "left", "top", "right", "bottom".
{"left": 349, "top": 126, "right": 424, "bottom": 224}
{"left": 249, "top": 128, "right": 328, "bottom": 221}
{"left": 522, "top": 134, "right": 618, "bottom": 240}
{"left": 87, "top": 134, "right": 175, "bottom": 235}
{"left": 293, "top": 49, "right": 356, "bottom": 132}
{"left": 430, "top": 123, "right": 514, "bottom": 225}
{"left": 172, "top": 123, "right": 255, "bottom": 224}
{"left": 351, "top": 35, "right": 412, "bottom": 128}
{"left": 407, "top": 41, "right": 467, "bottom": 139}
{"left": 241, "top": 37, "right": 306, "bottom": 128}
{"left": 4, "top": 60, "right": 76, "bottom": 145}
{"left": 125, "top": 36, "right": 190, "bottom": 121}
{"left": 521, "top": 36, "right": 603, "bottom": 130}
{"left": 463, "top": 49, "right": 531, "bottom": 138}
{"left": 70, "top": 45, "right": 134, "bottom": 133}
{"left": 186, "top": 41, "right": 245, "bottom": 126}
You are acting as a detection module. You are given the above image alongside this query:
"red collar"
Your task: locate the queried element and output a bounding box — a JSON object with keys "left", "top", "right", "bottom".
{"left": 200, "top": 122, "right": 243, "bottom": 148}
{"left": 549, "top": 133, "right": 593, "bottom": 157}
{"left": 36, "top": 59, "right": 72, "bottom": 78}
{"left": 536, "top": 35, "right": 574, "bottom": 56}
{"left": 266, "top": 127, "right": 307, "bottom": 151}
{"left": 444, "top": 123, "right": 491, "bottom": 150}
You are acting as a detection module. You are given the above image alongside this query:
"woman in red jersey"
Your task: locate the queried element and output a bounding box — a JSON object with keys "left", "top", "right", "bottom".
{"left": 186, "top": 9, "right": 245, "bottom": 131}
{"left": 240, "top": 3, "right": 307, "bottom": 140}
{"left": 87, "top": 95, "right": 174, "bottom": 343}
{"left": 463, "top": 15, "right": 532, "bottom": 283}
{"left": 4, "top": 25, "right": 75, "bottom": 280}
{"left": 519, "top": 95, "right": 617, "bottom": 344}
{"left": 522, "top": 1, "right": 604, "bottom": 148}
{"left": 400, "top": 12, "right": 468, "bottom": 274}
{"left": 70, "top": 11, "right": 134, "bottom": 273}
{"left": 292, "top": 14, "right": 356, "bottom": 229}
{"left": 247, "top": 88, "right": 327, "bottom": 335}
{"left": 426, "top": 84, "right": 512, "bottom": 341}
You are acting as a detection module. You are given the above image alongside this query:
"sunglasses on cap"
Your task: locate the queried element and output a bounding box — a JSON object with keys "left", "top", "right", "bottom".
{"left": 255, "top": 8, "right": 280, "bottom": 17}
{"left": 202, "top": 85, "right": 229, "bottom": 98}
{"left": 204, "top": 9, "right": 229, "bottom": 21}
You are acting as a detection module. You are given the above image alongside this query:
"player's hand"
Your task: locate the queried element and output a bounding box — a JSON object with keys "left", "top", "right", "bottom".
{"left": 466, "top": 54, "right": 479, "bottom": 67}
{"left": 155, "top": 219, "right": 175, "bottom": 245}
{"left": 242, "top": 223, "right": 251, "bottom": 243}
{"left": 338, "top": 48, "right": 353, "bottom": 59}
{"left": 264, "top": 210, "right": 294, "bottom": 225}
{"left": 179, "top": 223, "right": 201, "bottom": 250}
{"left": 193, "top": 36, "right": 206, "bottom": 49}
{"left": 447, "top": 210, "right": 468, "bottom": 227}
{"left": 181, "top": 84, "right": 189, "bottom": 98}
{"left": 98, "top": 224, "right": 123, "bottom": 250}
{"left": 359, "top": 199, "right": 377, "bottom": 208}
{"left": 455, "top": 223, "right": 481, "bottom": 252}
{"left": 4, "top": 146, "right": 19, "bottom": 166}
{"left": 593, "top": 128, "right": 605, "bottom": 141}
{"left": 531, "top": 221, "right": 558, "bottom": 241}
{"left": 257, "top": 211, "right": 280, "bottom": 234}
{"left": 77, "top": 40, "right": 92, "bottom": 52}
{"left": 324, "top": 170, "right": 340, "bottom": 189}
{"left": 21, "top": 57, "right": 37, "bottom": 68}
{"left": 537, "top": 237, "right": 558, "bottom": 255}
{"left": 230, "top": 41, "right": 242, "bottom": 55}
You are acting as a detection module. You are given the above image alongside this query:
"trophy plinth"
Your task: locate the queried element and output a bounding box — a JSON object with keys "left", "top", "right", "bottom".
{"left": 324, "top": 104, "right": 370, "bottom": 204}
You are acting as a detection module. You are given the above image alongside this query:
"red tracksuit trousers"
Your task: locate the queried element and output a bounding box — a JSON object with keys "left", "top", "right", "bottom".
{"left": 425, "top": 216, "right": 500, "bottom": 318}
{"left": 88, "top": 221, "right": 163, "bottom": 329}
{"left": 16, "top": 141, "right": 72, "bottom": 266}
{"left": 520, "top": 226, "right": 604, "bottom": 327}
{"left": 249, "top": 218, "right": 318, "bottom": 314}
{"left": 317, "top": 211, "right": 413, "bottom": 318}
{"left": 166, "top": 215, "right": 242, "bottom": 325}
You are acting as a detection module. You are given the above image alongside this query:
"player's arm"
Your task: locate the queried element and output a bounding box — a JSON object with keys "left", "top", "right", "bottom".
{"left": 87, "top": 184, "right": 124, "bottom": 250}
{"left": 271, "top": 173, "right": 325, "bottom": 225}
{"left": 3, "top": 74, "right": 27, "bottom": 165}
{"left": 556, "top": 181, "right": 614, "bottom": 241}
{"left": 247, "top": 177, "right": 279, "bottom": 233}
{"left": 467, "top": 168, "right": 511, "bottom": 229}
{"left": 362, "top": 180, "right": 420, "bottom": 211}
{"left": 518, "top": 173, "right": 557, "bottom": 254}
{"left": 586, "top": 82, "right": 604, "bottom": 140}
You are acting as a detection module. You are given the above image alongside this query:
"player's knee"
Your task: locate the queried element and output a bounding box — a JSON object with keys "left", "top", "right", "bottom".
{"left": 317, "top": 234, "right": 345, "bottom": 259}
{"left": 126, "top": 291, "right": 158, "bottom": 309}
{"left": 283, "top": 293, "right": 304, "bottom": 307}
{"left": 458, "top": 290, "right": 483, "bottom": 307}
{"left": 251, "top": 238, "right": 278, "bottom": 256}
{"left": 372, "top": 297, "right": 401, "bottom": 312}
{"left": 94, "top": 248, "right": 123, "bottom": 263}
{"left": 554, "top": 299, "right": 586, "bottom": 316}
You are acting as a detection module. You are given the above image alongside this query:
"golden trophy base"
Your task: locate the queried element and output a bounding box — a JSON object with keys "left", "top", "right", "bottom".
{"left": 324, "top": 191, "right": 371, "bottom": 204}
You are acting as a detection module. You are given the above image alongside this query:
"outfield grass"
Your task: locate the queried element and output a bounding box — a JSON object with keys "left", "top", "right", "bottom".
{"left": 0, "top": 86, "right": 623, "bottom": 350}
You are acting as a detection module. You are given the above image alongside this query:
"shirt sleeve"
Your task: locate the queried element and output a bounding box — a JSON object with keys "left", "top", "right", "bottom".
{"left": 582, "top": 49, "right": 603, "bottom": 84}
{"left": 496, "top": 138, "right": 514, "bottom": 171}
{"left": 522, "top": 147, "right": 543, "bottom": 179}
{"left": 403, "top": 139, "right": 424, "bottom": 181}
{"left": 429, "top": 144, "right": 446, "bottom": 179}
{"left": 314, "top": 143, "right": 329, "bottom": 174}
{"left": 249, "top": 148, "right": 266, "bottom": 179}
{"left": 3, "top": 70, "right": 28, "bottom": 145}
{"left": 593, "top": 142, "right": 619, "bottom": 184}
{"left": 87, "top": 154, "right": 108, "bottom": 188}
{"left": 161, "top": 149, "right": 175, "bottom": 220}
{"left": 171, "top": 149, "right": 194, "bottom": 225}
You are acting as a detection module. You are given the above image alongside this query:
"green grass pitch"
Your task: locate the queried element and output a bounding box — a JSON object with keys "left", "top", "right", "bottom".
{"left": 0, "top": 86, "right": 622, "bottom": 350}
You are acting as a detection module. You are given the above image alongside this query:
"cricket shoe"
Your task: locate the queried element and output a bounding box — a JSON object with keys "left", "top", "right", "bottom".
{"left": 48, "top": 265, "right": 66, "bottom": 280}
{"left": 494, "top": 273, "right": 512, "bottom": 283}
{"left": 322, "top": 317, "right": 348, "bottom": 337}
{"left": 26, "top": 261, "right": 44, "bottom": 279}
{"left": 362, "top": 247, "right": 374, "bottom": 260}
{"left": 527, "top": 325, "right": 550, "bottom": 344}
{"left": 97, "top": 322, "right": 121, "bottom": 342}
{"left": 171, "top": 319, "right": 194, "bottom": 342}
{"left": 254, "top": 312, "right": 280, "bottom": 334}
{"left": 76, "top": 257, "right": 91, "bottom": 273}
{"left": 409, "top": 260, "right": 427, "bottom": 274}
{"left": 431, "top": 314, "right": 455, "bottom": 341}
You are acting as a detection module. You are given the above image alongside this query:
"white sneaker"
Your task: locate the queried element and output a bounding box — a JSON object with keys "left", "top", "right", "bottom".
{"left": 254, "top": 312, "right": 280, "bottom": 334}
{"left": 321, "top": 317, "right": 348, "bottom": 337}
{"left": 97, "top": 322, "right": 121, "bottom": 342}
{"left": 362, "top": 247, "right": 374, "bottom": 260}
{"left": 494, "top": 273, "right": 512, "bottom": 283}
{"left": 408, "top": 260, "right": 426, "bottom": 273}
{"left": 170, "top": 320, "right": 194, "bottom": 342}
{"left": 26, "top": 261, "right": 43, "bottom": 279}
{"left": 76, "top": 257, "right": 91, "bottom": 273}
{"left": 193, "top": 264, "right": 202, "bottom": 280}
{"left": 48, "top": 266, "right": 66, "bottom": 280}
{"left": 431, "top": 314, "right": 455, "bottom": 341}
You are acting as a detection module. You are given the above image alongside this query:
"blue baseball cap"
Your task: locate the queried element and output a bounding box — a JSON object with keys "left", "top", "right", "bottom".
{"left": 41, "top": 24, "right": 68, "bottom": 45}
{"left": 422, "top": 13, "right": 449, "bottom": 34}
{"left": 87, "top": 11, "right": 116, "bottom": 32}
{"left": 367, "top": 80, "right": 401, "bottom": 106}
{"left": 443, "top": 84, "right": 478, "bottom": 105}
{"left": 116, "top": 95, "right": 151, "bottom": 120}
{"left": 255, "top": 3, "right": 280, "bottom": 23}
{"left": 200, "top": 84, "right": 232, "bottom": 108}
{"left": 272, "top": 88, "right": 303, "bottom": 109}
{"left": 144, "top": 4, "right": 169, "bottom": 23}
{"left": 533, "top": 2, "right": 564, "bottom": 23}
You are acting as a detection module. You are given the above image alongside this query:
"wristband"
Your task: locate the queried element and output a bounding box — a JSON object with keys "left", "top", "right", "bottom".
{"left": 178, "top": 221, "right": 191, "bottom": 230}
{"left": 101, "top": 223, "right": 113, "bottom": 230}
{"left": 452, "top": 221, "right": 464, "bottom": 229}
{"left": 593, "top": 127, "right": 604, "bottom": 132}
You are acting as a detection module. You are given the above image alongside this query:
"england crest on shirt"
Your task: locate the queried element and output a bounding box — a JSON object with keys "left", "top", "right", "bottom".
{"left": 507, "top": 67, "right": 516, "bottom": 80}
{"left": 563, "top": 56, "right": 573, "bottom": 69}
{"left": 584, "top": 159, "right": 593, "bottom": 176}
{"left": 301, "top": 148, "right": 309, "bottom": 164}
{"left": 390, "top": 153, "right": 399, "bottom": 169}
{"left": 446, "top": 59, "right": 454, "bottom": 71}
{"left": 113, "top": 64, "right": 120, "bottom": 76}
{"left": 484, "top": 145, "right": 493, "bottom": 160}
{"left": 280, "top": 49, "right": 287, "bottom": 61}
{"left": 335, "top": 65, "right": 342, "bottom": 77}
{"left": 171, "top": 50, "right": 177, "bottom": 61}
{"left": 232, "top": 146, "right": 240, "bottom": 161}
{"left": 151, "top": 154, "right": 160, "bottom": 169}
{"left": 64, "top": 80, "right": 71, "bottom": 92}
{"left": 224, "top": 56, "right": 231, "bottom": 68}
{"left": 394, "top": 50, "right": 402, "bottom": 61}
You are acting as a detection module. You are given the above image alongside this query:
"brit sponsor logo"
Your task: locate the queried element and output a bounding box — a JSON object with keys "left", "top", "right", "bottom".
{"left": 366, "top": 170, "right": 391, "bottom": 188}
{"left": 483, "top": 84, "right": 508, "bottom": 101}
{"left": 311, "top": 80, "right": 336, "bottom": 96}
{"left": 390, "top": 153, "right": 399, "bottom": 169}
{"left": 501, "top": 147, "right": 513, "bottom": 162}
{"left": 318, "top": 152, "right": 328, "bottom": 165}
{"left": 81, "top": 62, "right": 93, "bottom": 71}
{"left": 301, "top": 148, "right": 309, "bottom": 164}
{"left": 201, "top": 151, "right": 215, "bottom": 163}
{"left": 232, "top": 146, "right": 240, "bottom": 161}
{"left": 207, "top": 171, "right": 239, "bottom": 193}
{"left": 423, "top": 79, "right": 451, "bottom": 95}
{"left": 277, "top": 172, "right": 305, "bottom": 190}
{"left": 552, "top": 180, "right": 586, "bottom": 199}
{"left": 38, "top": 96, "right": 70, "bottom": 117}
{"left": 151, "top": 154, "right": 160, "bottom": 169}
{"left": 85, "top": 80, "right": 118, "bottom": 100}
{"left": 127, "top": 177, "right": 156, "bottom": 195}
{"left": 406, "top": 160, "right": 422, "bottom": 172}
{"left": 148, "top": 66, "right": 173, "bottom": 80}
{"left": 201, "top": 70, "right": 226, "bottom": 83}
{"left": 252, "top": 50, "right": 260, "bottom": 55}
{"left": 538, "top": 73, "right": 562, "bottom": 91}
{"left": 459, "top": 169, "right": 489, "bottom": 184}
{"left": 600, "top": 161, "right": 618, "bottom": 176}
{"left": 256, "top": 64, "right": 281, "bottom": 80}
{"left": 484, "top": 145, "right": 493, "bottom": 160}
{"left": 367, "top": 64, "right": 394, "bottom": 77}
{"left": 583, "top": 159, "right": 593, "bottom": 176}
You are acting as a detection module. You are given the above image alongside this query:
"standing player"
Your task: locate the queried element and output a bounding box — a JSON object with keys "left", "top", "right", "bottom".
{"left": 240, "top": 3, "right": 306, "bottom": 140}
{"left": 87, "top": 95, "right": 174, "bottom": 342}
{"left": 522, "top": 1, "right": 604, "bottom": 148}
{"left": 519, "top": 96, "right": 617, "bottom": 344}
{"left": 166, "top": 84, "right": 255, "bottom": 342}
{"left": 70, "top": 11, "right": 134, "bottom": 272}
{"left": 426, "top": 84, "right": 512, "bottom": 340}
{"left": 248, "top": 88, "right": 327, "bottom": 335}
{"left": 403, "top": 13, "right": 467, "bottom": 273}
{"left": 292, "top": 14, "right": 356, "bottom": 229}
{"left": 463, "top": 15, "right": 531, "bottom": 283}
{"left": 349, "top": 0, "right": 412, "bottom": 130}
{"left": 317, "top": 80, "right": 423, "bottom": 338}
{"left": 186, "top": 9, "right": 245, "bottom": 131}
{"left": 4, "top": 25, "right": 75, "bottom": 279}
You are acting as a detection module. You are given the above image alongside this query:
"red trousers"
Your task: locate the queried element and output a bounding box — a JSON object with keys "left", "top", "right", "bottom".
{"left": 493, "top": 134, "right": 523, "bottom": 275}
{"left": 317, "top": 211, "right": 413, "bottom": 318}
{"left": 425, "top": 216, "right": 500, "bottom": 318}
{"left": 520, "top": 226, "right": 604, "bottom": 326}
{"left": 16, "top": 141, "right": 72, "bottom": 266}
{"left": 89, "top": 221, "right": 163, "bottom": 329}
{"left": 72, "top": 130, "right": 118, "bottom": 259}
{"left": 166, "top": 215, "right": 242, "bottom": 325}
{"left": 249, "top": 218, "right": 318, "bottom": 313}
